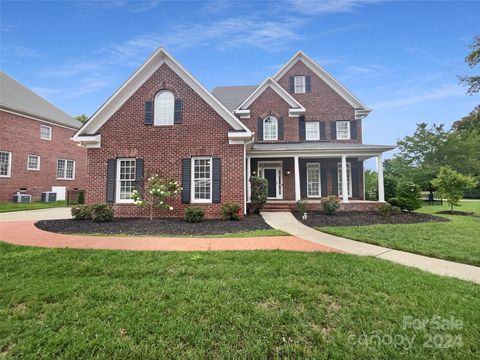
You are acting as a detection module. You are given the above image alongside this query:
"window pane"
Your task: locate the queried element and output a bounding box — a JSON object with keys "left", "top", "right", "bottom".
{"left": 263, "top": 116, "right": 277, "bottom": 140}
{"left": 337, "top": 163, "right": 352, "bottom": 197}
{"left": 294, "top": 76, "right": 305, "bottom": 93}
{"left": 66, "top": 160, "right": 74, "bottom": 179}
{"left": 307, "top": 164, "right": 320, "bottom": 196}
{"left": 154, "top": 91, "right": 174, "bottom": 125}
{"left": 57, "top": 160, "right": 65, "bottom": 178}
{"left": 40, "top": 125, "right": 51, "bottom": 140}
{"left": 305, "top": 122, "right": 319, "bottom": 140}
{"left": 28, "top": 155, "right": 39, "bottom": 170}
{"left": 119, "top": 160, "right": 136, "bottom": 200}
{"left": 0, "top": 152, "right": 10, "bottom": 176}
{"left": 336, "top": 121, "right": 350, "bottom": 139}
{"left": 193, "top": 158, "right": 211, "bottom": 201}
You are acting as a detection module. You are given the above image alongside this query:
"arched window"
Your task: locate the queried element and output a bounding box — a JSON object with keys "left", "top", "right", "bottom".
{"left": 263, "top": 116, "right": 278, "bottom": 140}
{"left": 154, "top": 90, "right": 174, "bottom": 125}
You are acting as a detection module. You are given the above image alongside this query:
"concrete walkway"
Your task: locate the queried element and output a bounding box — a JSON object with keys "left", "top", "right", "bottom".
{"left": 0, "top": 207, "right": 72, "bottom": 222}
{"left": 261, "top": 212, "right": 480, "bottom": 284}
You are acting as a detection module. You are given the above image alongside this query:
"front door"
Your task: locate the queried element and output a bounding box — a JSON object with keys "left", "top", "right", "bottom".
{"left": 264, "top": 169, "right": 277, "bottom": 198}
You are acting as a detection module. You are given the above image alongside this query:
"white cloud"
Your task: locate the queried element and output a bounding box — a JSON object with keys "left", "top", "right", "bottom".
{"left": 288, "top": 0, "right": 381, "bottom": 14}
{"left": 2, "top": 46, "right": 47, "bottom": 61}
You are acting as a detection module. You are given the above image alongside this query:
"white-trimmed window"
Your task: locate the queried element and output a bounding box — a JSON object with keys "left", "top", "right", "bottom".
{"left": 305, "top": 122, "right": 320, "bottom": 141}
{"left": 116, "top": 158, "right": 136, "bottom": 203}
{"left": 27, "top": 154, "right": 40, "bottom": 171}
{"left": 337, "top": 162, "right": 352, "bottom": 197}
{"left": 294, "top": 76, "right": 305, "bottom": 93}
{"left": 154, "top": 90, "right": 174, "bottom": 126}
{"left": 57, "top": 159, "right": 75, "bottom": 180}
{"left": 40, "top": 125, "right": 52, "bottom": 140}
{"left": 0, "top": 151, "right": 12, "bottom": 177}
{"left": 307, "top": 163, "right": 321, "bottom": 198}
{"left": 336, "top": 121, "right": 351, "bottom": 140}
{"left": 263, "top": 116, "right": 278, "bottom": 141}
{"left": 192, "top": 157, "right": 212, "bottom": 203}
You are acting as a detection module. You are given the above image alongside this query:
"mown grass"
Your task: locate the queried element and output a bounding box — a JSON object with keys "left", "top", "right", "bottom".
{"left": 0, "top": 201, "right": 68, "bottom": 213}
{"left": 318, "top": 201, "right": 480, "bottom": 266}
{"left": 0, "top": 242, "right": 479, "bottom": 359}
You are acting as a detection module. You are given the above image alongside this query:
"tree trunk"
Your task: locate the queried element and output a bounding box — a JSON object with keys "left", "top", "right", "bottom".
{"left": 149, "top": 206, "right": 153, "bottom": 221}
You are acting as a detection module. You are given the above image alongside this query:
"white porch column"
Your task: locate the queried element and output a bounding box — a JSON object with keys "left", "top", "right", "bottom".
{"left": 341, "top": 155, "right": 349, "bottom": 203}
{"left": 377, "top": 153, "right": 385, "bottom": 202}
{"left": 294, "top": 156, "right": 301, "bottom": 201}
{"left": 246, "top": 156, "right": 251, "bottom": 202}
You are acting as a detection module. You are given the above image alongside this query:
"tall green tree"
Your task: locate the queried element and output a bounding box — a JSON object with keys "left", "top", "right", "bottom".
{"left": 75, "top": 114, "right": 88, "bottom": 123}
{"left": 459, "top": 35, "right": 480, "bottom": 94}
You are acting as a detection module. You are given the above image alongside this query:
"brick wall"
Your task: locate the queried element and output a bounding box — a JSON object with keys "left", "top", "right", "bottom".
{"left": 0, "top": 110, "right": 87, "bottom": 202}
{"left": 87, "top": 63, "right": 245, "bottom": 219}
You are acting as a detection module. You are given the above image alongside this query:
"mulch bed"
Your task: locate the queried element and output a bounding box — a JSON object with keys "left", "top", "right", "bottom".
{"left": 435, "top": 210, "right": 474, "bottom": 216}
{"left": 293, "top": 211, "right": 449, "bottom": 227}
{"left": 35, "top": 215, "right": 273, "bottom": 236}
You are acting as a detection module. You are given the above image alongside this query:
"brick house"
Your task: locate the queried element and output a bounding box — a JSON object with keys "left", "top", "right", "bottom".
{"left": 0, "top": 72, "right": 87, "bottom": 202}
{"left": 73, "top": 49, "right": 394, "bottom": 218}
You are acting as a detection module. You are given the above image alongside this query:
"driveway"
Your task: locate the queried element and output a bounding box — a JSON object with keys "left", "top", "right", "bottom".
{"left": 0, "top": 207, "right": 72, "bottom": 222}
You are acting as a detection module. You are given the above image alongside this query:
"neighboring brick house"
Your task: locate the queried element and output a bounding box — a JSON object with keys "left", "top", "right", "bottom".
{"left": 0, "top": 72, "right": 87, "bottom": 202}
{"left": 73, "top": 49, "right": 394, "bottom": 218}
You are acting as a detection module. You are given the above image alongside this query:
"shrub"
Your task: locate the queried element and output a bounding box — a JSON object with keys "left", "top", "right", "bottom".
{"left": 77, "top": 191, "right": 85, "bottom": 205}
{"left": 91, "top": 204, "right": 114, "bottom": 223}
{"left": 221, "top": 203, "right": 241, "bottom": 221}
{"left": 387, "top": 197, "right": 400, "bottom": 207}
{"left": 295, "top": 200, "right": 308, "bottom": 213}
{"left": 185, "top": 207, "right": 204, "bottom": 223}
{"left": 431, "top": 166, "right": 476, "bottom": 211}
{"left": 396, "top": 181, "right": 422, "bottom": 212}
{"left": 249, "top": 176, "right": 268, "bottom": 214}
{"left": 377, "top": 203, "right": 401, "bottom": 217}
{"left": 384, "top": 175, "right": 398, "bottom": 202}
{"left": 322, "top": 195, "right": 340, "bottom": 215}
{"left": 71, "top": 204, "right": 92, "bottom": 220}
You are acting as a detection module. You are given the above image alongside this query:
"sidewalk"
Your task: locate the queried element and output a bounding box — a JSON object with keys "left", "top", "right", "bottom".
{"left": 261, "top": 212, "right": 480, "bottom": 284}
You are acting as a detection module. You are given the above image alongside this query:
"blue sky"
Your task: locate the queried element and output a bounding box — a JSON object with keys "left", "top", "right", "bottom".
{"left": 1, "top": 0, "right": 479, "bottom": 160}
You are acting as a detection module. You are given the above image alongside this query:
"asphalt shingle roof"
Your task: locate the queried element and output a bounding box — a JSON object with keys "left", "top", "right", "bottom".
{"left": 0, "top": 72, "right": 82, "bottom": 129}
{"left": 211, "top": 85, "right": 258, "bottom": 111}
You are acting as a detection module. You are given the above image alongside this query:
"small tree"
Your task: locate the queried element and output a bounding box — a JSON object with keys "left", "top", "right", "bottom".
{"left": 431, "top": 166, "right": 476, "bottom": 212}
{"left": 396, "top": 180, "right": 422, "bottom": 212}
{"left": 130, "top": 175, "right": 181, "bottom": 220}
{"left": 249, "top": 176, "right": 268, "bottom": 214}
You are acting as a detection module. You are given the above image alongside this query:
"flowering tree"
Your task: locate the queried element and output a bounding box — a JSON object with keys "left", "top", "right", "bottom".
{"left": 130, "top": 175, "right": 182, "bottom": 220}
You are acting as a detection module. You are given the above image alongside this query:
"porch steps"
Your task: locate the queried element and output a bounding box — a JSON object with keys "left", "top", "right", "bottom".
{"left": 262, "top": 202, "right": 293, "bottom": 212}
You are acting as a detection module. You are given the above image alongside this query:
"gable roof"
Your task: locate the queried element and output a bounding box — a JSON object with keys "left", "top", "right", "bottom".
{"left": 236, "top": 77, "right": 305, "bottom": 112}
{"left": 0, "top": 72, "right": 82, "bottom": 129}
{"left": 74, "top": 48, "right": 251, "bottom": 141}
{"left": 273, "top": 51, "right": 371, "bottom": 111}
{"left": 212, "top": 85, "right": 257, "bottom": 111}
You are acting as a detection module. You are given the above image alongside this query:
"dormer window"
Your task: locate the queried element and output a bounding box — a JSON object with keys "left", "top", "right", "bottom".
{"left": 294, "top": 76, "right": 305, "bottom": 93}
{"left": 154, "top": 90, "right": 174, "bottom": 125}
{"left": 263, "top": 116, "right": 278, "bottom": 141}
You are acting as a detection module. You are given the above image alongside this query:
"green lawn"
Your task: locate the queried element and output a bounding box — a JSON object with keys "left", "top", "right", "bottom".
{"left": 0, "top": 243, "right": 479, "bottom": 359}
{"left": 0, "top": 201, "right": 69, "bottom": 213}
{"left": 319, "top": 200, "right": 480, "bottom": 266}
{"left": 77, "top": 229, "right": 289, "bottom": 238}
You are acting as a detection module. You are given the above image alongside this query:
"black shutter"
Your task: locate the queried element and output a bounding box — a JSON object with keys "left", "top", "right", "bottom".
{"left": 135, "top": 158, "right": 144, "bottom": 192}
{"left": 289, "top": 76, "right": 294, "bottom": 93}
{"left": 351, "top": 121, "right": 357, "bottom": 139}
{"left": 106, "top": 159, "right": 116, "bottom": 203}
{"left": 144, "top": 101, "right": 153, "bottom": 125}
{"left": 305, "top": 76, "right": 311, "bottom": 93}
{"left": 278, "top": 117, "right": 284, "bottom": 141}
{"left": 299, "top": 117, "right": 306, "bottom": 141}
{"left": 181, "top": 159, "right": 191, "bottom": 204}
{"left": 332, "top": 167, "right": 338, "bottom": 196}
{"left": 331, "top": 121, "right": 337, "bottom": 140}
{"left": 321, "top": 167, "right": 327, "bottom": 197}
{"left": 212, "top": 158, "right": 221, "bottom": 203}
{"left": 352, "top": 168, "right": 359, "bottom": 198}
{"left": 174, "top": 99, "right": 183, "bottom": 124}
{"left": 300, "top": 160, "right": 307, "bottom": 199}
{"left": 257, "top": 117, "right": 263, "bottom": 141}
{"left": 319, "top": 122, "right": 326, "bottom": 140}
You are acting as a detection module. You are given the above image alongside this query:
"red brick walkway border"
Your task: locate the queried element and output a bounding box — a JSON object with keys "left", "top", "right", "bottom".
{"left": 0, "top": 221, "right": 339, "bottom": 253}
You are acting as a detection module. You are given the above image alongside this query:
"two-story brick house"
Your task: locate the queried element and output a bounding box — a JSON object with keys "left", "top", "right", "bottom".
{"left": 0, "top": 72, "right": 87, "bottom": 202}
{"left": 73, "top": 49, "right": 394, "bottom": 218}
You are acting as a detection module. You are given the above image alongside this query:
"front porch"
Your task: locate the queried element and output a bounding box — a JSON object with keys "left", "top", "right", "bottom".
{"left": 245, "top": 142, "right": 395, "bottom": 210}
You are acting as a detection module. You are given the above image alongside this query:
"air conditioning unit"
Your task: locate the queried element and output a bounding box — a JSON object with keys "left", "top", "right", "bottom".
{"left": 13, "top": 193, "right": 32, "bottom": 203}
{"left": 41, "top": 192, "right": 57, "bottom": 203}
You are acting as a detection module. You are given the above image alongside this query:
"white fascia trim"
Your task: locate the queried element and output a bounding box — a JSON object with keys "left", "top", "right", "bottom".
{"left": 272, "top": 51, "right": 371, "bottom": 111}
{"left": 71, "top": 134, "right": 101, "bottom": 148}
{"left": 235, "top": 77, "right": 305, "bottom": 117}
{"left": 355, "top": 109, "right": 372, "bottom": 120}
{"left": 228, "top": 131, "right": 254, "bottom": 144}
{"left": 74, "top": 48, "right": 251, "bottom": 138}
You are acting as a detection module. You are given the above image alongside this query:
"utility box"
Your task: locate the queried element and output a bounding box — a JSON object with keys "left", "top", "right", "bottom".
{"left": 41, "top": 192, "right": 57, "bottom": 203}
{"left": 13, "top": 194, "right": 32, "bottom": 203}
